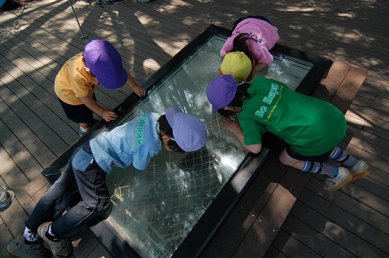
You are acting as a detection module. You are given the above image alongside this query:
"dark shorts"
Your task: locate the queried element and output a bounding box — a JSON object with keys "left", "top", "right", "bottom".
{"left": 232, "top": 15, "right": 273, "bottom": 30}
{"left": 286, "top": 145, "right": 333, "bottom": 163}
{"left": 58, "top": 97, "right": 96, "bottom": 124}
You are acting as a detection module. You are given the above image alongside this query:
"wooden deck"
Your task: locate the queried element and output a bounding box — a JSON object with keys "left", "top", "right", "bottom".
{"left": 1, "top": 0, "right": 388, "bottom": 257}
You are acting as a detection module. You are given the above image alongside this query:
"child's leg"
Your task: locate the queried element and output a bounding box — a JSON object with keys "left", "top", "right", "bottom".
{"left": 50, "top": 156, "right": 110, "bottom": 240}
{"left": 279, "top": 149, "right": 353, "bottom": 191}
{"left": 11, "top": 158, "right": 78, "bottom": 258}
{"left": 279, "top": 149, "right": 338, "bottom": 177}
{"left": 25, "top": 159, "right": 77, "bottom": 234}
{"left": 58, "top": 97, "right": 97, "bottom": 136}
{"left": 329, "top": 146, "right": 370, "bottom": 179}
{"left": 79, "top": 122, "right": 90, "bottom": 130}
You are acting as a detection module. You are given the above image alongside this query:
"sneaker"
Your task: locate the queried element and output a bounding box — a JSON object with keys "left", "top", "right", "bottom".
{"left": 79, "top": 127, "right": 89, "bottom": 137}
{"left": 349, "top": 160, "right": 370, "bottom": 180}
{"left": 37, "top": 222, "right": 73, "bottom": 258}
{"left": 7, "top": 234, "right": 51, "bottom": 258}
{"left": 0, "top": 186, "right": 14, "bottom": 211}
{"left": 324, "top": 167, "right": 353, "bottom": 191}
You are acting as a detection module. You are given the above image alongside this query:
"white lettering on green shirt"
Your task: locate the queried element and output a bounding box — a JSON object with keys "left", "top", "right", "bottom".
{"left": 254, "top": 106, "right": 268, "bottom": 118}
{"left": 254, "top": 83, "right": 280, "bottom": 119}
{"left": 263, "top": 83, "right": 280, "bottom": 104}
{"left": 136, "top": 114, "right": 147, "bottom": 145}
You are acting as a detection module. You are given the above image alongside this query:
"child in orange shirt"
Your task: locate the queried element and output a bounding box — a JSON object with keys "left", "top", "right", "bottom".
{"left": 54, "top": 39, "right": 146, "bottom": 136}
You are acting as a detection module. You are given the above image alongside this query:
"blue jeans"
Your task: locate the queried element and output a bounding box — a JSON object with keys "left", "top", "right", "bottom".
{"left": 26, "top": 144, "right": 110, "bottom": 239}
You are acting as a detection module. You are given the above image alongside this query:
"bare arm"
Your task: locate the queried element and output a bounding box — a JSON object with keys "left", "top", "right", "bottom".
{"left": 222, "top": 118, "right": 262, "bottom": 154}
{"left": 80, "top": 96, "right": 117, "bottom": 122}
{"left": 126, "top": 73, "right": 146, "bottom": 97}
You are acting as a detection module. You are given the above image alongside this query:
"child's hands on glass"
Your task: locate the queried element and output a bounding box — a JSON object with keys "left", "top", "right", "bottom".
{"left": 130, "top": 84, "right": 146, "bottom": 97}
{"left": 101, "top": 110, "right": 118, "bottom": 122}
{"left": 221, "top": 118, "right": 241, "bottom": 134}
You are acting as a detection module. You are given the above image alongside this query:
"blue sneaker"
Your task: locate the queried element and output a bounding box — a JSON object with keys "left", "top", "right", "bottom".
{"left": 79, "top": 127, "right": 89, "bottom": 137}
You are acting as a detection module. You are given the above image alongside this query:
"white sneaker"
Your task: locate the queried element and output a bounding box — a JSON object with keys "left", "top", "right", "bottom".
{"left": 324, "top": 167, "right": 353, "bottom": 191}
{"left": 349, "top": 160, "right": 370, "bottom": 180}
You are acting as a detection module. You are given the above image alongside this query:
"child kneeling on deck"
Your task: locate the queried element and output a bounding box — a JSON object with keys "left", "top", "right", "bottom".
{"left": 207, "top": 51, "right": 370, "bottom": 192}
{"left": 7, "top": 107, "right": 207, "bottom": 258}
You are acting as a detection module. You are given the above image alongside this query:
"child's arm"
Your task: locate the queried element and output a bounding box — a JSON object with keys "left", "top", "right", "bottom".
{"left": 126, "top": 73, "right": 146, "bottom": 97}
{"left": 253, "top": 63, "right": 268, "bottom": 73}
{"left": 80, "top": 96, "right": 118, "bottom": 122}
{"left": 222, "top": 118, "right": 262, "bottom": 154}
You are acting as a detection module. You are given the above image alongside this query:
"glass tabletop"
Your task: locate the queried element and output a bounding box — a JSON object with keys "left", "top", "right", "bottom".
{"left": 103, "top": 35, "right": 314, "bottom": 258}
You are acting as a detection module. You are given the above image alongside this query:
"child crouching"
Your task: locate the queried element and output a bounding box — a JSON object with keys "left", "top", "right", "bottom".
{"left": 207, "top": 52, "right": 370, "bottom": 192}
{"left": 7, "top": 107, "right": 207, "bottom": 258}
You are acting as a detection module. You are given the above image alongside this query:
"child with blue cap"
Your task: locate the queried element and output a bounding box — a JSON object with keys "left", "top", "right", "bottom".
{"left": 7, "top": 106, "right": 207, "bottom": 258}
{"left": 55, "top": 39, "right": 146, "bottom": 136}
{"left": 206, "top": 52, "right": 370, "bottom": 192}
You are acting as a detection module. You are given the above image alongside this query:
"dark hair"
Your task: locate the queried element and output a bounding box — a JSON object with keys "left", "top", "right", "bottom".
{"left": 158, "top": 115, "right": 184, "bottom": 152}
{"left": 217, "top": 84, "right": 250, "bottom": 118}
{"left": 232, "top": 33, "right": 255, "bottom": 61}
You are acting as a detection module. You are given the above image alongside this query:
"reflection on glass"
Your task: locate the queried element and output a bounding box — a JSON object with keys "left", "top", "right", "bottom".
{"left": 260, "top": 53, "right": 314, "bottom": 90}
{"left": 104, "top": 36, "right": 314, "bottom": 258}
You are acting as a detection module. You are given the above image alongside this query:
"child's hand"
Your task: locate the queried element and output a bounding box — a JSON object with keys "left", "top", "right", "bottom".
{"left": 221, "top": 118, "right": 241, "bottom": 134}
{"left": 131, "top": 85, "right": 146, "bottom": 97}
{"left": 101, "top": 110, "right": 118, "bottom": 122}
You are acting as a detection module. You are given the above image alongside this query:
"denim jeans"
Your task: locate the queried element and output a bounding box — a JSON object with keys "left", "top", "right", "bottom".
{"left": 26, "top": 144, "right": 111, "bottom": 239}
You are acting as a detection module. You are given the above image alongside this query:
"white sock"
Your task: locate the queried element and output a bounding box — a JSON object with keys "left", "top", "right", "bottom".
{"left": 23, "top": 226, "right": 38, "bottom": 243}
{"left": 47, "top": 224, "right": 56, "bottom": 237}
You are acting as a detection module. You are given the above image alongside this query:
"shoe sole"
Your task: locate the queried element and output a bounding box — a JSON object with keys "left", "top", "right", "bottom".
{"left": 352, "top": 169, "right": 370, "bottom": 181}
{"left": 7, "top": 240, "right": 29, "bottom": 258}
{"left": 7, "top": 247, "right": 51, "bottom": 258}
{"left": 326, "top": 169, "right": 370, "bottom": 192}
{"left": 7, "top": 251, "right": 22, "bottom": 258}
{"left": 326, "top": 173, "right": 354, "bottom": 192}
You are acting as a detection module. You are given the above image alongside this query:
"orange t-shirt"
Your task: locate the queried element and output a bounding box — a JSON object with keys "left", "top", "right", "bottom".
{"left": 54, "top": 53, "right": 98, "bottom": 105}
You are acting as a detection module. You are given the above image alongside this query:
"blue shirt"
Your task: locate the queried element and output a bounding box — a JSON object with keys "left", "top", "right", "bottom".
{"left": 88, "top": 112, "right": 161, "bottom": 174}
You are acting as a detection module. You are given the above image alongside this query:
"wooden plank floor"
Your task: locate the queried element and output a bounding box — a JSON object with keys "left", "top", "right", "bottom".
{"left": 1, "top": 0, "right": 388, "bottom": 257}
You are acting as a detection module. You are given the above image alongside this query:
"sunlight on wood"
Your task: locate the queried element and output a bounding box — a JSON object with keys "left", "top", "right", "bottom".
{"left": 134, "top": 11, "right": 190, "bottom": 55}
{"left": 324, "top": 221, "right": 345, "bottom": 236}
{"left": 0, "top": 151, "right": 15, "bottom": 173}
{"left": 134, "top": 11, "right": 161, "bottom": 26}
{"left": 346, "top": 110, "right": 369, "bottom": 127}
{"left": 155, "top": 0, "right": 192, "bottom": 14}
{"left": 277, "top": 6, "right": 329, "bottom": 12}
{"left": 142, "top": 58, "right": 161, "bottom": 71}
{"left": 336, "top": 12, "right": 356, "bottom": 18}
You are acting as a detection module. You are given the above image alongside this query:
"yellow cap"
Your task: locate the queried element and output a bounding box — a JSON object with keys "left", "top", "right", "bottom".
{"left": 220, "top": 51, "right": 252, "bottom": 82}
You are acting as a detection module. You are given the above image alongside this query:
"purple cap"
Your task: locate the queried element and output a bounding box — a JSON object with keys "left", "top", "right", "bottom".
{"left": 166, "top": 107, "right": 207, "bottom": 152}
{"left": 84, "top": 39, "right": 128, "bottom": 89}
{"left": 206, "top": 74, "right": 239, "bottom": 112}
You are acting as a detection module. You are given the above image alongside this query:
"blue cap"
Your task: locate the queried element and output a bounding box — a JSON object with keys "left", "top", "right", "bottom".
{"left": 84, "top": 39, "right": 128, "bottom": 89}
{"left": 166, "top": 107, "right": 207, "bottom": 152}
{"left": 206, "top": 74, "right": 239, "bottom": 112}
